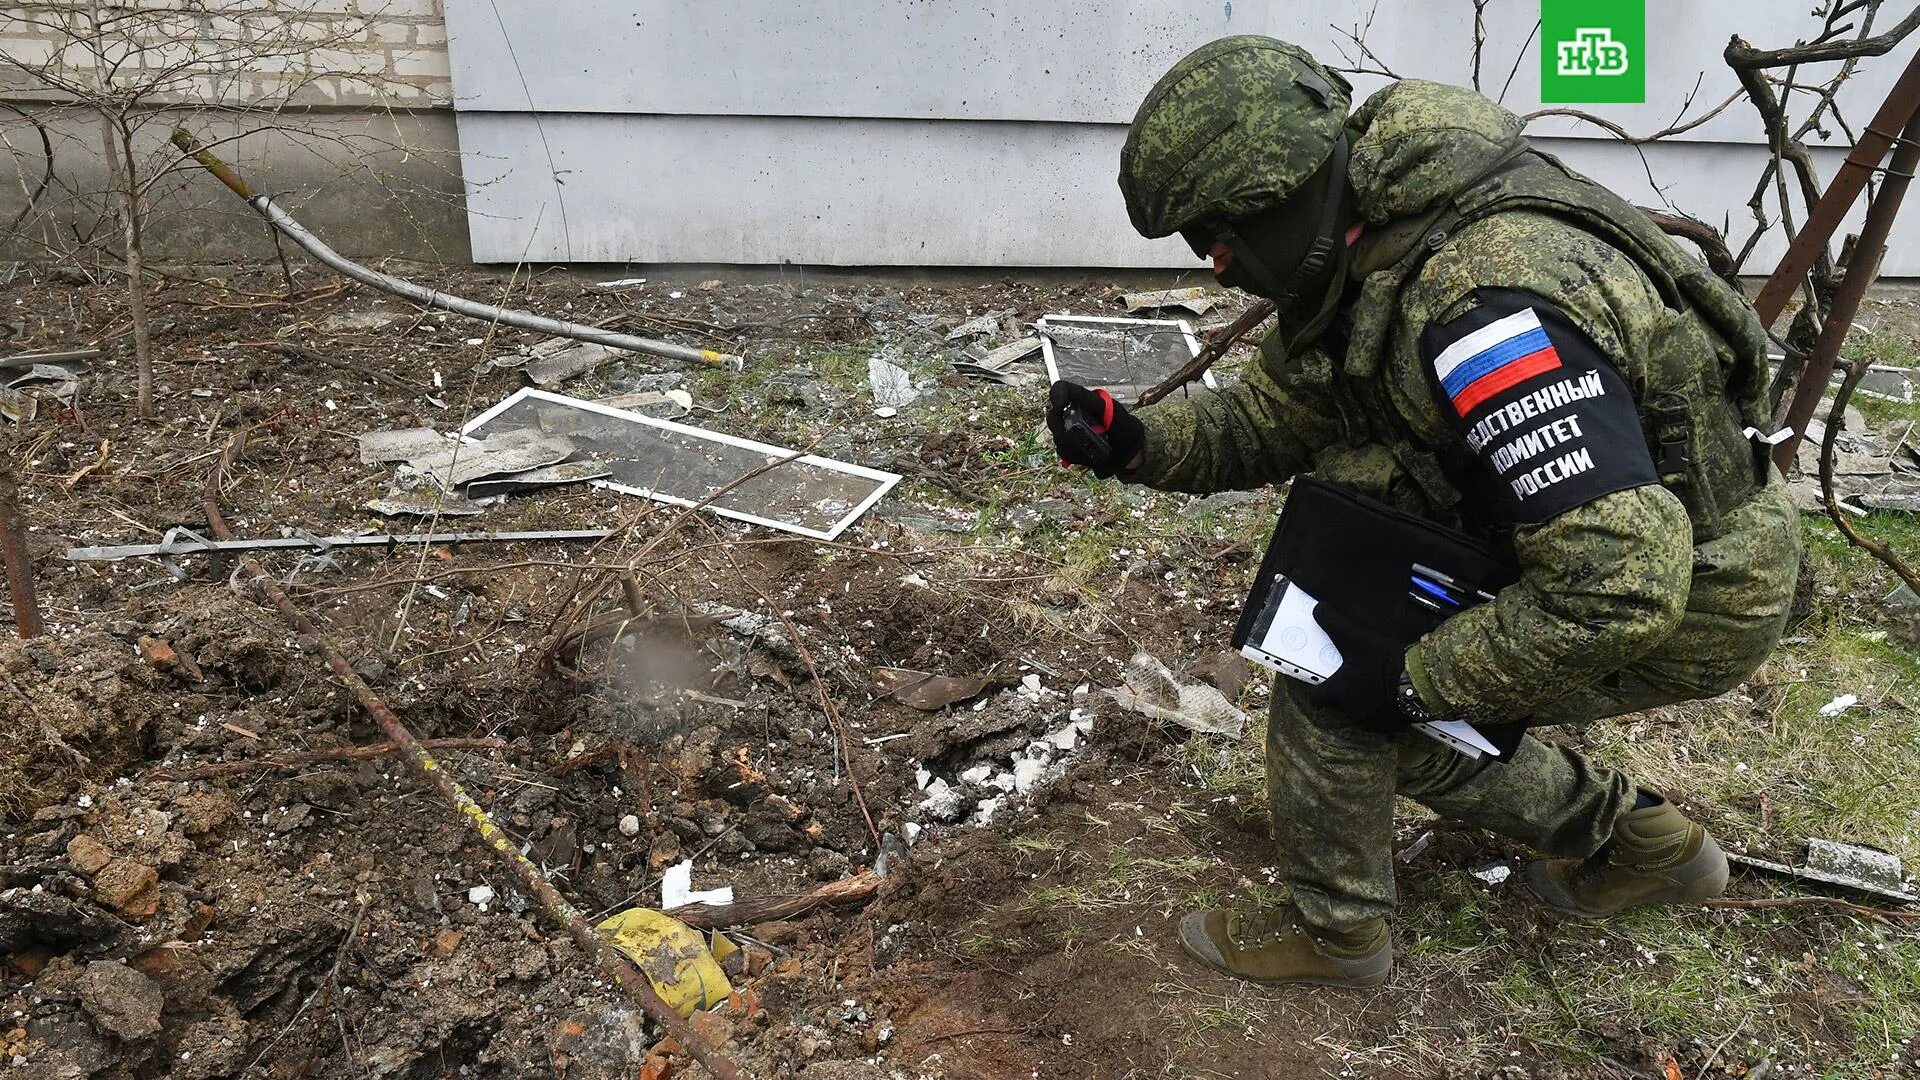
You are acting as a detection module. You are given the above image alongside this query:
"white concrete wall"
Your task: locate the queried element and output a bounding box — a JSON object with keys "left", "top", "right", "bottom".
{"left": 442, "top": 0, "right": 1920, "bottom": 271}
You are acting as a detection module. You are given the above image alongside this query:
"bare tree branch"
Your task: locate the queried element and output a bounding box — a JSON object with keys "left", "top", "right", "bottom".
{"left": 0, "top": 101, "right": 54, "bottom": 234}
{"left": 1326, "top": 0, "right": 1402, "bottom": 80}
{"left": 1821, "top": 355, "right": 1920, "bottom": 595}
{"left": 1471, "top": 0, "right": 1492, "bottom": 93}
{"left": 1727, "top": 4, "right": 1920, "bottom": 68}
{"left": 1521, "top": 87, "right": 1746, "bottom": 144}
{"left": 1641, "top": 208, "right": 1741, "bottom": 284}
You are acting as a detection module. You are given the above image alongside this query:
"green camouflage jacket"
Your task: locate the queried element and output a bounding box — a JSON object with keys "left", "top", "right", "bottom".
{"left": 1128, "top": 80, "right": 1791, "bottom": 724}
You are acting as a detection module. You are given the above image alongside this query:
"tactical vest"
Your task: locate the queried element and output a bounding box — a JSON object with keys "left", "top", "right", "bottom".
{"left": 1327, "top": 145, "right": 1772, "bottom": 543}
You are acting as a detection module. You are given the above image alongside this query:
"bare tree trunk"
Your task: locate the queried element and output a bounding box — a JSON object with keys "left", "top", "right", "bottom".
{"left": 98, "top": 109, "right": 151, "bottom": 417}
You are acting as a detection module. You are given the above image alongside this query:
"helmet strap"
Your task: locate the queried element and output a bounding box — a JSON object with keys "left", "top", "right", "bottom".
{"left": 1214, "top": 133, "right": 1352, "bottom": 336}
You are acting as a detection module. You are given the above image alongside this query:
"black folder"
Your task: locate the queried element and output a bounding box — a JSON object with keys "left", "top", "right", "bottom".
{"left": 1232, "top": 475, "right": 1526, "bottom": 758}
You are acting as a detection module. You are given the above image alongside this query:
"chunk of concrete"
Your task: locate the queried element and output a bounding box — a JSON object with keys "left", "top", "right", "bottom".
{"left": 356, "top": 426, "right": 447, "bottom": 465}
{"left": 78, "top": 961, "right": 164, "bottom": 1040}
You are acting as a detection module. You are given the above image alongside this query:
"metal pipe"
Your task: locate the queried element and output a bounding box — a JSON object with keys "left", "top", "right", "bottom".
{"left": 1753, "top": 48, "right": 1920, "bottom": 327}
{"left": 169, "top": 130, "right": 744, "bottom": 372}
{"left": 66, "top": 527, "right": 612, "bottom": 563}
{"left": 0, "top": 348, "right": 99, "bottom": 371}
{"left": 1772, "top": 106, "right": 1920, "bottom": 473}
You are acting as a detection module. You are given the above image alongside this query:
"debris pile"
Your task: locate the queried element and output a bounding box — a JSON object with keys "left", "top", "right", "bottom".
{"left": 911, "top": 676, "right": 1095, "bottom": 829}
{"left": 0, "top": 349, "right": 89, "bottom": 422}
{"left": 1789, "top": 408, "right": 1920, "bottom": 512}
{"left": 13, "top": 256, "right": 1907, "bottom": 1079}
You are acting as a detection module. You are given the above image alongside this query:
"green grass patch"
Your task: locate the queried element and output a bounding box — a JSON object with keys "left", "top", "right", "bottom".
{"left": 1587, "top": 514, "right": 1920, "bottom": 865}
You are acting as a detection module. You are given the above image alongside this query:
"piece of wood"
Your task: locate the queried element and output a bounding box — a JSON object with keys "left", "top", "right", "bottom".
{"left": 669, "top": 870, "right": 881, "bottom": 929}
{"left": 1704, "top": 894, "right": 1920, "bottom": 923}
{"left": 0, "top": 461, "right": 42, "bottom": 640}
{"left": 1134, "top": 299, "right": 1276, "bottom": 407}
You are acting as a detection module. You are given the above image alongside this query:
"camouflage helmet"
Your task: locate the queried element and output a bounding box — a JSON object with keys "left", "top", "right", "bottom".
{"left": 1119, "top": 36, "right": 1352, "bottom": 241}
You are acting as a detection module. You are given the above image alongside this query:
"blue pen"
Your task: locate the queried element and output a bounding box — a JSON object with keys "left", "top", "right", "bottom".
{"left": 1410, "top": 575, "right": 1462, "bottom": 608}
{"left": 1411, "top": 563, "right": 1498, "bottom": 604}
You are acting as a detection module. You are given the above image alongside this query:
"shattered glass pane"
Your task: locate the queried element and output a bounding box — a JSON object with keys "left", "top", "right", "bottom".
{"left": 1038, "top": 315, "right": 1209, "bottom": 400}
{"left": 464, "top": 389, "right": 899, "bottom": 540}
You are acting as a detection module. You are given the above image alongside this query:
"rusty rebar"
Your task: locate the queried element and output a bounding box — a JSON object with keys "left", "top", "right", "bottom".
{"left": 1752, "top": 46, "right": 1920, "bottom": 327}
{"left": 202, "top": 431, "right": 746, "bottom": 1080}
{"left": 1773, "top": 106, "right": 1920, "bottom": 473}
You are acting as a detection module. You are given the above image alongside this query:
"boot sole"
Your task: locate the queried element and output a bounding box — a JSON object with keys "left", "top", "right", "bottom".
{"left": 1525, "top": 830, "right": 1730, "bottom": 920}
{"left": 1176, "top": 918, "right": 1392, "bottom": 988}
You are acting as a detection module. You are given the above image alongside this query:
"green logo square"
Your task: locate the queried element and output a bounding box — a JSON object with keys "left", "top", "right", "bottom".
{"left": 1540, "top": 0, "right": 1645, "bottom": 103}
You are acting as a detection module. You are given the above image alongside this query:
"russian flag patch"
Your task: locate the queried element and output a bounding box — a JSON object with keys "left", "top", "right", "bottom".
{"left": 1431, "top": 307, "right": 1563, "bottom": 417}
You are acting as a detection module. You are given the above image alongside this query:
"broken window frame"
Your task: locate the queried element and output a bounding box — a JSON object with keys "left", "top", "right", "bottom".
{"left": 1035, "top": 314, "right": 1216, "bottom": 398}
{"left": 461, "top": 388, "right": 902, "bottom": 542}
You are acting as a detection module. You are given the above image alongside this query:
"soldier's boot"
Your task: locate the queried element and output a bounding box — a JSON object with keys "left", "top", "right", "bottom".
{"left": 1524, "top": 793, "right": 1728, "bottom": 918}
{"left": 1177, "top": 904, "right": 1392, "bottom": 987}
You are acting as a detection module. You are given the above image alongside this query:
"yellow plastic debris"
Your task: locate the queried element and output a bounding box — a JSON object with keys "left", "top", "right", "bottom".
{"left": 707, "top": 928, "right": 741, "bottom": 966}
{"left": 595, "top": 907, "right": 733, "bottom": 1017}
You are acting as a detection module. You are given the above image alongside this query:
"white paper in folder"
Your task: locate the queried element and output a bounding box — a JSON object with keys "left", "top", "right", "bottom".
{"left": 1238, "top": 578, "right": 1502, "bottom": 760}
{"left": 1239, "top": 577, "right": 1344, "bottom": 684}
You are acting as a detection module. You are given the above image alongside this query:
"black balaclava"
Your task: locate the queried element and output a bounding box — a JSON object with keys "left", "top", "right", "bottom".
{"left": 1181, "top": 134, "right": 1355, "bottom": 351}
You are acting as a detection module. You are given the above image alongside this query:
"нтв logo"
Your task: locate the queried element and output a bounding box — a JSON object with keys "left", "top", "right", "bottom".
{"left": 1540, "top": 0, "right": 1645, "bottom": 104}
{"left": 1556, "top": 28, "right": 1630, "bottom": 77}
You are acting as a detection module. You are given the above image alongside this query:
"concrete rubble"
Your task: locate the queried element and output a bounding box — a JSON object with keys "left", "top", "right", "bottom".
{"left": 77, "top": 961, "right": 164, "bottom": 1041}
{"left": 910, "top": 677, "right": 1094, "bottom": 830}
{"left": 1788, "top": 412, "right": 1920, "bottom": 513}
{"left": 1119, "top": 286, "right": 1223, "bottom": 316}
{"left": 1105, "top": 652, "right": 1249, "bottom": 737}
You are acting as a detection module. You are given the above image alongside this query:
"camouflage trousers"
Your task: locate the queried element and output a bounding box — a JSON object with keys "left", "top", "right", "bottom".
{"left": 1267, "top": 477, "right": 1801, "bottom": 932}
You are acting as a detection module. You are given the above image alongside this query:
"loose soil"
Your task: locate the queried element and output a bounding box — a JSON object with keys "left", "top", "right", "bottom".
{"left": 0, "top": 262, "right": 1905, "bottom": 1080}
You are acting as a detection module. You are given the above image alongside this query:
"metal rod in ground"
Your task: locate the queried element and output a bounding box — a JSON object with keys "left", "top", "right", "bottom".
{"left": 0, "top": 460, "right": 43, "bottom": 639}
{"left": 201, "top": 433, "right": 747, "bottom": 1080}
{"left": 66, "top": 527, "right": 613, "bottom": 563}
{"left": 167, "top": 130, "right": 745, "bottom": 372}
{"left": 1772, "top": 106, "right": 1920, "bottom": 473}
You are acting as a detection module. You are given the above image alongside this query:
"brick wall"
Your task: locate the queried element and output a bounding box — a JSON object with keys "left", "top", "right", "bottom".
{"left": 0, "top": 0, "right": 451, "bottom": 108}
{"left": 0, "top": 1, "right": 468, "bottom": 261}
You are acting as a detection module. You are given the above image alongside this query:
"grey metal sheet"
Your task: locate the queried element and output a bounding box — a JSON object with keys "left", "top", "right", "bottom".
{"left": 465, "top": 459, "right": 613, "bottom": 498}
{"left": 358, "top": 427, "right": 449, "bottom": 465}
{"left": 406, "top": 428, "right": 576, "bottom": 489}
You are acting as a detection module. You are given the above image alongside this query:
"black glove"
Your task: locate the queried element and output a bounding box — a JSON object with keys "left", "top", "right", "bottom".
{"left": 1298, "top": 605, "right": 1417, "bottom": 730}
{"left": 1048, "top": 381, "right": 1145, "bottom": 479}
